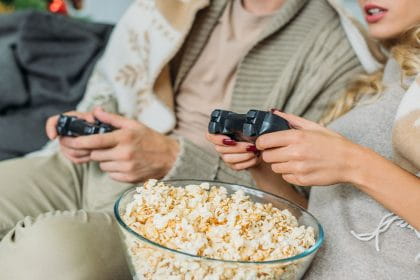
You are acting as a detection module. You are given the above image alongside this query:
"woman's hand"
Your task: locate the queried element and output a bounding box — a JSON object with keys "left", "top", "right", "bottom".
{"left": 256, "top": 111, "right": 420, "bottom": 229}
{"left": 206, "top": 130, "right": 308, "bottom": 208}
{"left": 256, "top": 111, "right": 363, "bottom": 187}
{"left": 206, "top": 133, "right": 261, "bottom": 170}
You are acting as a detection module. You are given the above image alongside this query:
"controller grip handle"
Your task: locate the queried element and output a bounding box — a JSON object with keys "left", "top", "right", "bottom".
{"left": 259, "top": 114, "right": 290, "bottom": 135}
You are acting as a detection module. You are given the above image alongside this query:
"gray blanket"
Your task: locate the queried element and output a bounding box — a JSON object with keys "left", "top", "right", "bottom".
{"left": 0, "top": 11, "right": 112, "bottom": 160}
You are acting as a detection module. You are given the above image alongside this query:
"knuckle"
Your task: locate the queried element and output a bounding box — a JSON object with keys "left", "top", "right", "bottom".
{"left": 121, "top": 152, "right": 131, "bottom": 161}
{"left": 125, "top": 162, "right": 136, "bottom": 172}
{"left": 295, "top": 176, "right": 309, "bottom": 186}
{"left": 291, "top": 149, "right": 304, "bottom": 160}
{"left": 221, "top": 154, "right": 231, "bottom": 163}
{"left": 125, "top": 174, "right": 137, "bottom": 183}
{"left": 99, "top": 162, "right": 106, "bottom": 171}
{"left": 294, "top": 162, "right": 307, "bottom": 174}
{"left": 70, "top": 139, "right": 82, "bottom": 149}
{"left": 271, "top": 164, "right": 281, "bottom": 173}
{"left": 231, "top": 164, "right": 242, "bottom": 171}
{"left": 121, "top": 149, "right": 134, "bottom": 161}
{"left": 123, "top": 130, "right": 136, "bottom": 142}
{"left": 67, "top": 149, "right": 78, "bottom": 157}
{"left": 261, "top": 151, "right": 271, "bottom": 162}
{"left": 255, "top": 137, "right": 266, "bottom": 150}
{"left": 90, "top": 151, "right": 98, "bottom": 161}
{"left": 282, "top": 174, "right": 294, "bottom": 184}
{"left": 226, "top": 162, "right": 236, "bottom": 170}
{"left": 245, "top": 153, "right": 255, "bottom": 161}
{"left": 215, "top": 145, "right": 225, "bottom": 154}
{"left": 109, "top": 173, "right": 120, "bottom": 182}
{"left": 94, "top": 137, "right": 103, "bottom": 147}
{"left": 293, "top": 130, "right": 305, "bottom": 142}
{"left": 250, "top": 158, "right": 259, "bottom": 166}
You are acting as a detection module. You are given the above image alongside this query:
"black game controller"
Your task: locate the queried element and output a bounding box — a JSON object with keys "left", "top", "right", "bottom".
{"left": 208, "top": 110, "right": 247, "bottom": 142}
{"left": 56, "top": 114, "right": 114, "bottom": 137}
{"left": 208, "top": 109, "right": 290, "bottom": 142}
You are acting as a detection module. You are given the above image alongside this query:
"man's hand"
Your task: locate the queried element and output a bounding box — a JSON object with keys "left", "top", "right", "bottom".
{"left": 59, "top": 107, "right": 179, "bottom": 183}
{"left": 46, "top": 111, "right": 96, "bottom": 164}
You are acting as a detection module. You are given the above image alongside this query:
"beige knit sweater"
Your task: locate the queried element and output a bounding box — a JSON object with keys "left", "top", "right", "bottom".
{"left": 165, "top": 0, "right": 363, "bottom": 186}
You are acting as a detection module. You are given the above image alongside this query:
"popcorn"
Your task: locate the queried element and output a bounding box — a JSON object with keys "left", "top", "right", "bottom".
{"left": 121, "top": 180, "right": 316, "bottom": 279}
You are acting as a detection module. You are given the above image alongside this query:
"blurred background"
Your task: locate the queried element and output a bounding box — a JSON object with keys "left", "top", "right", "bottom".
{"left": 343, "top": 0, "right": 364, "bottom": 22}
{"left": 0, "top": 0, "right": 364, "bottom": 24}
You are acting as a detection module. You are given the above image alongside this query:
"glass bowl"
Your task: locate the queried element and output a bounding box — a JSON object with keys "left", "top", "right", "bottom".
{"left": 114, "top": 180, "right": 324, "bottom": 280}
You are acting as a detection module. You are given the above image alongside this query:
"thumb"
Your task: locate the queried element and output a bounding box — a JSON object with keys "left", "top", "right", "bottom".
{"left": 46, "top": 115, "right": 59, "bottom": 140}
{"left": 272, "top": 110, "right": 324, "bottom": 131}
{"left": 93, "top": 107, "right": 135, "bottom": 129}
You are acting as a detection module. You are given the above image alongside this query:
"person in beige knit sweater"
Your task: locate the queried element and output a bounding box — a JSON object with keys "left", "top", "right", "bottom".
{"left": 0, "top": 0, "right": 363, "bottom": 279}
{"left": 208, "top": 0, "right": 420, "bottom": 278}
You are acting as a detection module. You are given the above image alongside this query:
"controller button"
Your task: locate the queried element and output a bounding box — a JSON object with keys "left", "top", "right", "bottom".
{"left": 211, "top": 110, "right": 221, "bottom": 118}
{"left": 243, "top": 123, "right": 256, "bottom": 137}
{"left": 246, "top": 110, "right": 258, "bottom": 119}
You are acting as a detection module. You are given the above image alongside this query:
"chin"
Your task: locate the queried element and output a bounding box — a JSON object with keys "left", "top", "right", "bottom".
{"left": 368, "top": 25, "right": 400, "bottom": 41}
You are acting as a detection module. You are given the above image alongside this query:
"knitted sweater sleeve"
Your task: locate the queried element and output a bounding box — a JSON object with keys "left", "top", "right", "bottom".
{"left": 164, "top": 137, "right": 256, "bottom": 186}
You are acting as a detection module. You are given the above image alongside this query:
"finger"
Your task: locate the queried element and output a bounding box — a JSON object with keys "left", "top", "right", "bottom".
{"left": 108, "top": 172, "right": 137, "bottom": 183}
{"left": 59, "top": 132, "right": 119, "bottom": 150}
{"left": 206, "top": 133, "right": 237, "bottom": 146}
{"left": 282, "top": 173, "right": 313, "bottom": 187}
{"left": 272, "top": 110, "right": 324, "bottom": 131}
{"left": 256, "top": 129, "right": 303, "bottom": 150}
{"left": 46, "top": 111, "right": 96, "bottom": 140}
{"left": 271, "top": 161, "right": 312, "bottom": 175}
{"left": 261, "top": 146, "right": 302, "bottom": 163}
{"left": 99, "top": 161, "right": 131, "bottom": 173}
{"left": 61, "top": 152, "right": 91, "bottom": 164}
{"left": 93, "top": 107, "right": 137, "bottom": 129}
{"left": 90, "top": 147, "right": 120, "bottom": 162}
{"left": 46, "top": 115, "right": 59, "bottom": 140}
{"left": 215, "top": 142, "right": 256, "bottom": 154}
{"left": 270, "top": 162, "right": 297, "bottom": 174}
{"left": 281, "top": 174, "right": 301, "bottom": 186}
{"left": 60, "top": 146, "right": 91, "bottom": 158}
{"left": 222, "top": 152, "right": 256, "bottom": 164}
{"left": 230, "top": 157, "right": 261, "bottom": 171}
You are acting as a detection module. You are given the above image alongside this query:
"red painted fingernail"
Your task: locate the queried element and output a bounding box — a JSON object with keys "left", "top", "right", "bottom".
{"left": 246, "top": 145, "right": 258, "bottom": 152}
{"left": 270, "top": 108, "right": 280, "bottom": 113}
{"left": 223, "top": 139, "right": 237, "bottom": 146}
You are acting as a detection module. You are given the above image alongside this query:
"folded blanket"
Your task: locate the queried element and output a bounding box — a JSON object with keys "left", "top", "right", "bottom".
{"left": 0, "top": 11, "right": 112, "bottom": 160}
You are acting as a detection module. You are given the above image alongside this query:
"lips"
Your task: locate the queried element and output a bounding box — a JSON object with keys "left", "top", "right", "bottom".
{"left": 364, "top": 3, "right": 388, "bottom": 23}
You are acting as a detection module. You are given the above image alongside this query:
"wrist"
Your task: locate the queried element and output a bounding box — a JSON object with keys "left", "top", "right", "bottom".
{"left": 164, "top": 137, "right": 180, "bottom": 173}
{"left": 345, "top": 144, "right": 378, "bottom": 189}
